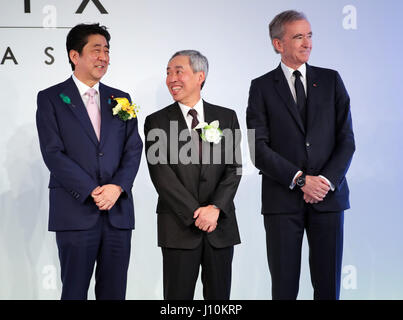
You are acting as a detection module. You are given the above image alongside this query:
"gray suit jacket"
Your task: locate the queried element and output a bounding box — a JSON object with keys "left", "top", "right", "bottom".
{"left": 144, "top": 101, "right": 242, "bottom": 249}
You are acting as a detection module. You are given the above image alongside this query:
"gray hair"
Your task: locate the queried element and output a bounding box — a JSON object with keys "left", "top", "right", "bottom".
{"left": 269, "top": 10, "right": 308, "bottom": 54}
{"left": 169, "top": 50, "right": 209, "bottom": 89}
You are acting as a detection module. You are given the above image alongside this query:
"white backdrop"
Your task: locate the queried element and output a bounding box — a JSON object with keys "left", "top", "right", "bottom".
{"left": 1, "top": 0, "right": 402, "bottom": 299}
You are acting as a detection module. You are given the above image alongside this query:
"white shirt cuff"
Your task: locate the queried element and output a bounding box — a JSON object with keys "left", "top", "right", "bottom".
{"left": 319, "top": 175, "right": 335, "bottom": 191}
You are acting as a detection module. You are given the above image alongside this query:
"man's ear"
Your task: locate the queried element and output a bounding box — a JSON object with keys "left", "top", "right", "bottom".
{"left": 198, "top": 71, "right": 206, "bottom": 85}
{"left": 272, "top": 38, "right": 283, "bottom": 53}
{"left": 69, "top": 50, "right": 79, "bottom": 67}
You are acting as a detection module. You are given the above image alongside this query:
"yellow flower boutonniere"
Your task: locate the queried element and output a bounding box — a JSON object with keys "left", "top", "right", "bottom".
{"left": 109, "top": 95, "right": 139, "bottom": 121}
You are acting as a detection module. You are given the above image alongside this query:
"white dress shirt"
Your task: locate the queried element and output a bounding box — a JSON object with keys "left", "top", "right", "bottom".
{"left": 280, "top": 63, "right": 335, "bottom": 191}
{"left": 178, "top": 99, "right": 205, "bottom": 132}
{"left": 72, "top": 74, "right": 101, "bottom": 110}
{"left": 281, "top": 61, "right": 307, "bottom": 103}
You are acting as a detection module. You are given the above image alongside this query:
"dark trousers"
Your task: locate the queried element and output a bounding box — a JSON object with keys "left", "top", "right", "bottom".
{"left": 162, "top": 236, "right": 234, "bottom": 300}
{"left": 56, "top": 213, "right": 132, "bottom": 300}
{"left": 264, "top": 205, "right": 344, "bottom": 300}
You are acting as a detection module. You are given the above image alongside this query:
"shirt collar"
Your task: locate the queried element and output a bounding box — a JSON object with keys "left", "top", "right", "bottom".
{"left": 72, "top": 74, "right": 100, "bottom": 97}
{"left": 178, "top": 98, "right": 204, "bottom": 118}
{"left": 281, "top": 62, "right": 306, "bottom": 80}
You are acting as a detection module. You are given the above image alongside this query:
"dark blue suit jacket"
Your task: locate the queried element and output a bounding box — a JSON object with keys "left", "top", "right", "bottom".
{"left": 36, "top": 77, "right": 143, "bottom": 231}
{"left": 246, "top": 64, "right": 355, "bottom": 214}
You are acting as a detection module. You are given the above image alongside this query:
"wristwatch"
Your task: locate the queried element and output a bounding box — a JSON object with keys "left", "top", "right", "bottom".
{"left": 296, "top": 173, "right": 306, "bottom": 188}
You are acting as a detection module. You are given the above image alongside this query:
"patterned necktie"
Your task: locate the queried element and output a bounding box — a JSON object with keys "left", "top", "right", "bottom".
{"left": 86, "top": 88, "right": 101, "bottom": 141}
{"left": 188, "top": 109, "right": 202, "bottom": 162}
{"left": 293, "top": 70, "right": 307, "bottom": 128}
{"left": 188, "top": 108, "right": 199, "bottom": 129}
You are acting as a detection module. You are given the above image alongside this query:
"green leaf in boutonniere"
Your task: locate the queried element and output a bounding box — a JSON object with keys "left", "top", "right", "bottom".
{"left": 59, "top": 93, "right": 71, "bottom": 104}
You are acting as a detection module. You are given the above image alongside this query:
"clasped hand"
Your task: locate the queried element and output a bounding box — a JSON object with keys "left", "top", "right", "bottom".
{"left": 91, "top": 184, "right": 122, "bottom": 211}
{"left": 193, "top": 205, "right": 220, "bottom": 233}
{"left": 301, "top": 175, "right": 330, "bottom": 204}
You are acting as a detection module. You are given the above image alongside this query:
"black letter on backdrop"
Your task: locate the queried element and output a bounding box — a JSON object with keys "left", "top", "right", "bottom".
{"left": 24, "top": 0, "right": 30, "bottom": 13}
{"left": 76, "top": 0, "right": 108, "bottom": 14}
{"left": 1, "top": 47, "right": 18, "bottom": 65}
{"left": 44, "top": 47, "right": 55, "bottom": 65}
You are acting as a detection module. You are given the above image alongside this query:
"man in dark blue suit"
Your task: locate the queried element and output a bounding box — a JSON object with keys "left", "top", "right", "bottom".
{"left": 36, "top": 23, "right": 143, "bottom": 300}
{"left": 246, "top": 11, "right": 355, "bottom": 299}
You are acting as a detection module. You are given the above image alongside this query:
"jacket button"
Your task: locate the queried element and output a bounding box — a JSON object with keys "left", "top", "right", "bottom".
{"left": 98, "top": 152, "right": 104, "bottom": 157}
{"left": 306, "top": 142, "right": 310, "bottom": 147}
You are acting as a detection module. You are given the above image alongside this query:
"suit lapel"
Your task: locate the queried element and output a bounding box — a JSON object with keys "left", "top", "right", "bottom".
{"left": 167, "top": 102, "right": 190, "bottom": 151}
{"left": 99, "top": 83, "right": 112, "bottom": 148}
{"left": 305, "top": 64, "right": 319, "bottom": 132}
{"left": 167, "top": 102, "right": 200, "bottom": 196}
{"left": 61, "top": 77, "right": 99, "bottom": 146}
{"left": 203, "top": 100, "right": 216, "bottom": 124}
{"left": 200, "top": 101, "right": 218, "bottom": 177}
{"left": 273, "top": 64, "right": 305, "bottom": 134}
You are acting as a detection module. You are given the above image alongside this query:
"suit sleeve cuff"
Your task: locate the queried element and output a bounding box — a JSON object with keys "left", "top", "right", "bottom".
{"left": 290, "top": 171, "right": 303, "bottom": 190}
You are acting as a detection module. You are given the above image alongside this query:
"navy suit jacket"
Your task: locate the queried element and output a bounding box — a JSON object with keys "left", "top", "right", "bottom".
{"left": 36, "top": 77, "right": 143, "bottom": 231}
{"left": 246, "top": 64, "right": 355, "bottom": 214}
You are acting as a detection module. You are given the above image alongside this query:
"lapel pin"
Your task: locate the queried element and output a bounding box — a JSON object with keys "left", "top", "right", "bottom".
{"left": 313, "top": 83, "right": 318, "bottom": 87}
{"left": 59, "top": 93, "right": 71, "bottom": 104}
{"left": 108, "top": 95, "right": 115, "bottom": 105}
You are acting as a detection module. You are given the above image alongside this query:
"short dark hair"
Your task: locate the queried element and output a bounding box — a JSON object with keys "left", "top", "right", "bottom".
{"left": 66, "top": 23, "right": 110, "bottom": 71}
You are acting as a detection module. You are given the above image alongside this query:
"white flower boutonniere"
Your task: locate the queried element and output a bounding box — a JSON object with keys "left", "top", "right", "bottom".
{"left": 194, "top": 120, "right": 223, "bottom": 144}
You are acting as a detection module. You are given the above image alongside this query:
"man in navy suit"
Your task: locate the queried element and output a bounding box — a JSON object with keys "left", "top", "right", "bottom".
{"left": 246, "top": 11, "right": 355, "bottom": 299}
{"left": 36, "top": 23, "right": 143, "bottom": 300}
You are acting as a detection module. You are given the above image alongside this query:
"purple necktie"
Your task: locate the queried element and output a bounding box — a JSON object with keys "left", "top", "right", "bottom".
{"left": 86, "top": 88, "right": 101, "bottom": 141}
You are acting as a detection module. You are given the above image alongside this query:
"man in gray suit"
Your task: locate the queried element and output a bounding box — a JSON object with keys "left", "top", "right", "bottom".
{"left": 144, "top": 50, "right": 242, "bottom": 300}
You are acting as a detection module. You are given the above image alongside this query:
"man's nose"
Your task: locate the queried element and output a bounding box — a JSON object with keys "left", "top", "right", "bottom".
{"left": 167, "top": 73, "right": 177, "bottom": 83}
{"left": 302, "top": 36, "right": 311, "bottom": 47}
{"left": 98, "top": 51, "right": 108, "bottom": 61}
